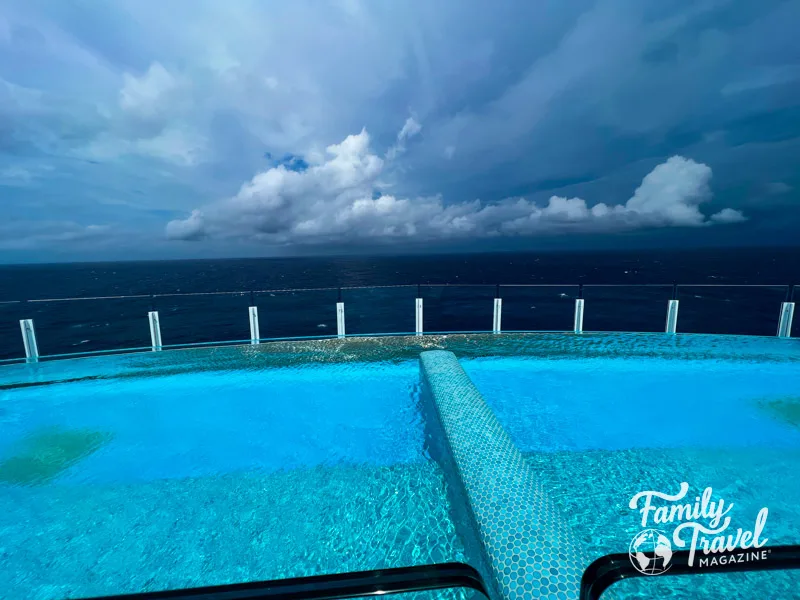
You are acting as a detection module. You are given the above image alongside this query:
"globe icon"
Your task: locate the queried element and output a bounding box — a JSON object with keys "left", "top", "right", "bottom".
{"left": 628, "top": 529, "right": 673, "bottom": 575}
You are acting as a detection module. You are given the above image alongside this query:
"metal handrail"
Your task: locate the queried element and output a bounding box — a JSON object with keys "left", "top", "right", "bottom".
{"left": 18, "top": 285, "right": 421, "bottom": 302}
{"left": 6, "top": 283, "right": 796, "bottom": 303}
{"left": 579, "top": 545, "right": 800, "bottom": 600}
{"left": 77, "top": 562, "right": 490, "bottom": 600}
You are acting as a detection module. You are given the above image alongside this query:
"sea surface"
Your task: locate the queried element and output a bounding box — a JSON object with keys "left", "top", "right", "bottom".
{"left": 1, "top": 247, "right": 798, "bottom": 360}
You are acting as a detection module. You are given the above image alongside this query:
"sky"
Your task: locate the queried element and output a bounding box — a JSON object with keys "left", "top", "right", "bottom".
{"left": 1, "top": 0, "right": 799, "bottom": 263}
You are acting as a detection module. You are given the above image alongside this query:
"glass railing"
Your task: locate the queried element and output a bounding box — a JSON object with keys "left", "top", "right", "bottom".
{"left": 579, "top": 544, "right": 800, "bottom": 600}
{"left": 76, "top": 562, "right": 490, "bottom": 600}
{"left": 0, "top": 283, "right": 796, "bottom": 363}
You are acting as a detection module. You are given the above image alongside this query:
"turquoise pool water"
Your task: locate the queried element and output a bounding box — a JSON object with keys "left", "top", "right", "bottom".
{"left": 463, "top": 353, "right": 800, "bottom": 598}
{"left": 2, "top": 333, "right": 800, "bottom": 600}
{"left": 462, "top": 357, "right": 800, "bottom": 453}
{"left": 0, "top": 357, "right": 471, "bottom": 599}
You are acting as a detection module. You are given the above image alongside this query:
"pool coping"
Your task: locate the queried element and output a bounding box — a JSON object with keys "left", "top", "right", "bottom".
{"left": 2, "top": 332, "right": 799, "bottom": 389}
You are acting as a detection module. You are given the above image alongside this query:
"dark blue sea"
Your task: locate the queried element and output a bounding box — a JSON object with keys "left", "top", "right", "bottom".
{"left": 1, "top": 248, "right": 798, "bottom": 361}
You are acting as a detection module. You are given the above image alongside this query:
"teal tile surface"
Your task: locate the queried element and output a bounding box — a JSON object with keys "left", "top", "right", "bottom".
{"left": 420, "top": 350, "right": 591, "bottom": 600}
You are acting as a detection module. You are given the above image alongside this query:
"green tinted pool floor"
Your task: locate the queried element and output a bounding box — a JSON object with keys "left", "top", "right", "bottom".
{"left": 0, "top": 461, "right": 466, "bottom": 600}
{"left": 758, "top": 397, "right": 800, "bottom": 430}
{"left": 0, "top": 427, "right": 113, "bottom": 486}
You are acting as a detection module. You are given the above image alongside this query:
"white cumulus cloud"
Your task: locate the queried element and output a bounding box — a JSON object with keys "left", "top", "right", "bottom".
{"left": 710, "top": 208, "right": 747, "bottom": 224}
{"left": 166, "top": 129, "right": 745, "bottom": 246}
{"left": 165, "top": 209, "right": 206, "bottom": 240}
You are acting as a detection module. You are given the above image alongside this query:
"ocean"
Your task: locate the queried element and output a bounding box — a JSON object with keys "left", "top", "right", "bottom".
{"left": 1, "top": 247, "right": 798, "bottom": 361}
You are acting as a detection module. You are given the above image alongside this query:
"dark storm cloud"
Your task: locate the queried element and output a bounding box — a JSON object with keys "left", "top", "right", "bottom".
{"left": 0, "top": 0, "right": 797, "bottom": 260}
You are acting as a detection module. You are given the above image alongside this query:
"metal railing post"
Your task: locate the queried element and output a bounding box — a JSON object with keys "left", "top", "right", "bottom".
{"left": 148, "top": 310, "right": 162, "bottom": 351}
{"left": 19, "top": 318, "right": 39, "bottom": 362}
{"left": 336, "top": 288, "right": 346, "bottom": 338}
{"left": 666, "top": 284, "right": 679, "bottom": 334}
{"left": 665, "top": 300, "right": 680, "bottom": 334}
{"left": 415, "top": 285, "right": 423, "bottom": 336}
{"left": 574, "top": 285, "right": 584, "bottom": 334}
{"left": 249, "top": 305, "right": 261, "bottom": 344}
{"left": 492, "top": 285, "right": 502, "bottom": 334}
{"left": 778, "top": 302, "right": 795, "bottom": 338}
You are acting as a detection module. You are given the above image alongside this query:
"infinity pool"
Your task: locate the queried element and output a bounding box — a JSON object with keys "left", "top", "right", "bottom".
{"left": 2, "top": 333, "right": 799, "bottom": 600}
{"left": 463, "top": 353, "right": 800, "bottom": 599}
{"left": 0, "top": 356, "right": 470, "bottom": 599}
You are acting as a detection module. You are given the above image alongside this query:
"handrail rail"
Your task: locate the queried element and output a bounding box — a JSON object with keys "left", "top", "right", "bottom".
{"left": 77, "top": 562, "right": 490, "bottom": 600}
{"left": 3, "top": 282, "right": 797, "bottom": 303}
{"left": 579, "top": 544, "right": 800, "bottom": 600}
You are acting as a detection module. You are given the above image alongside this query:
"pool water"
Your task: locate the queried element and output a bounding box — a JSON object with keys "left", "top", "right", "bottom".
{"left": 3, "top": 334, "right": 800, "bottom": 600}
{"left": 0, "top": 359, "right": 469, "bottom": 599}
{"left": 464, "top": 354, "right": 800, "bottom": 598}
{"left": 462, "top": 357, "right": 800, "bottom": 453}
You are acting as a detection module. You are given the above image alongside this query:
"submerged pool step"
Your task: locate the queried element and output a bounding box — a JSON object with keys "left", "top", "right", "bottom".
{"left": 420, "top": 350, "right": 591, "bottom": 600}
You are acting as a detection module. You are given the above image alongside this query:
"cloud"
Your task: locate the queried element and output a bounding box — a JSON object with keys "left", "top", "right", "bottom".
{"left": 134, "top": 128, "right": 206, "bottom": 166}
{"left": 1, "top": 0, "right": 797, "bottom": 259}
{"left": 81, "top": 127, "right": 206, "bottom": 166}
{"left": 0, "top": 222, "right": 112, "bottom": 250}
{"left": 709, "top": 208, "right": 747, "bottom": 224}
{"left": 397, "top": 116, "right": 422, "bottom": 141}
{"left": 166, "top": 129, "right": 743, "bottom": 245}
{"left": 721, "top": 66, "right": 800, "bottom": 96}
{"left": 0, "top": 166, "right": 34, "bottom": 183}
{"left": 165, "top": 209, "right": 206, "bottom": 241}
{"left": 386, "top": 116, "right": 422, "bottom": 160}
{"left": 622, "top": 156, "right": 713, "bottom": 227}
{"left": 119, "top": 62, "right": 183, "bottom": 118}
{"left": 765, "top": 182, "right": 792, "bottom": 195}
{"left": 64, "top": 61, "right": 206, "bottom": 165}
{"left": 0, "top": 164, "right": 54, "bottom": 186}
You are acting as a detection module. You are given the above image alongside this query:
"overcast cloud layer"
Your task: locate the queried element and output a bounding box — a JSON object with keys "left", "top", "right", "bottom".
{"left": 1, "top": 0, "right": 798, "bottom": 261}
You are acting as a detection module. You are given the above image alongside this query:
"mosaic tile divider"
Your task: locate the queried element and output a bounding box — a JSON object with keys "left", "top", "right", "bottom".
{"left": 420, "top": 350, "right": 601, "bottom": 600}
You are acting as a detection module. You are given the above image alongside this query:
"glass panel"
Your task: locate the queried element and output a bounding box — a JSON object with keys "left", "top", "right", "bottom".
{"left": 582, "top": 285, "right": 673, "bottom": 333}
{"left": 499, "top": 285, "right": 577, "bottom": 331}
{"left": 343, "top": 286, "right": 416, "bottom": 335}
{"left": 254, "top": 288, "right": 338, "bottom": 338}
{"left": 17, "top": 298, "right": 152, "bottom": 356}
{"left": 0, "top": 302, "right": 26, "bottom": 361}
{"left": 677, "top": 286, "right": 787, "bottom": 336}
{"left": 152, "top": 293, "right": 250, "bottom": 346}
{"left": 420, "top": 286, "right": 496, "bottom": 333}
